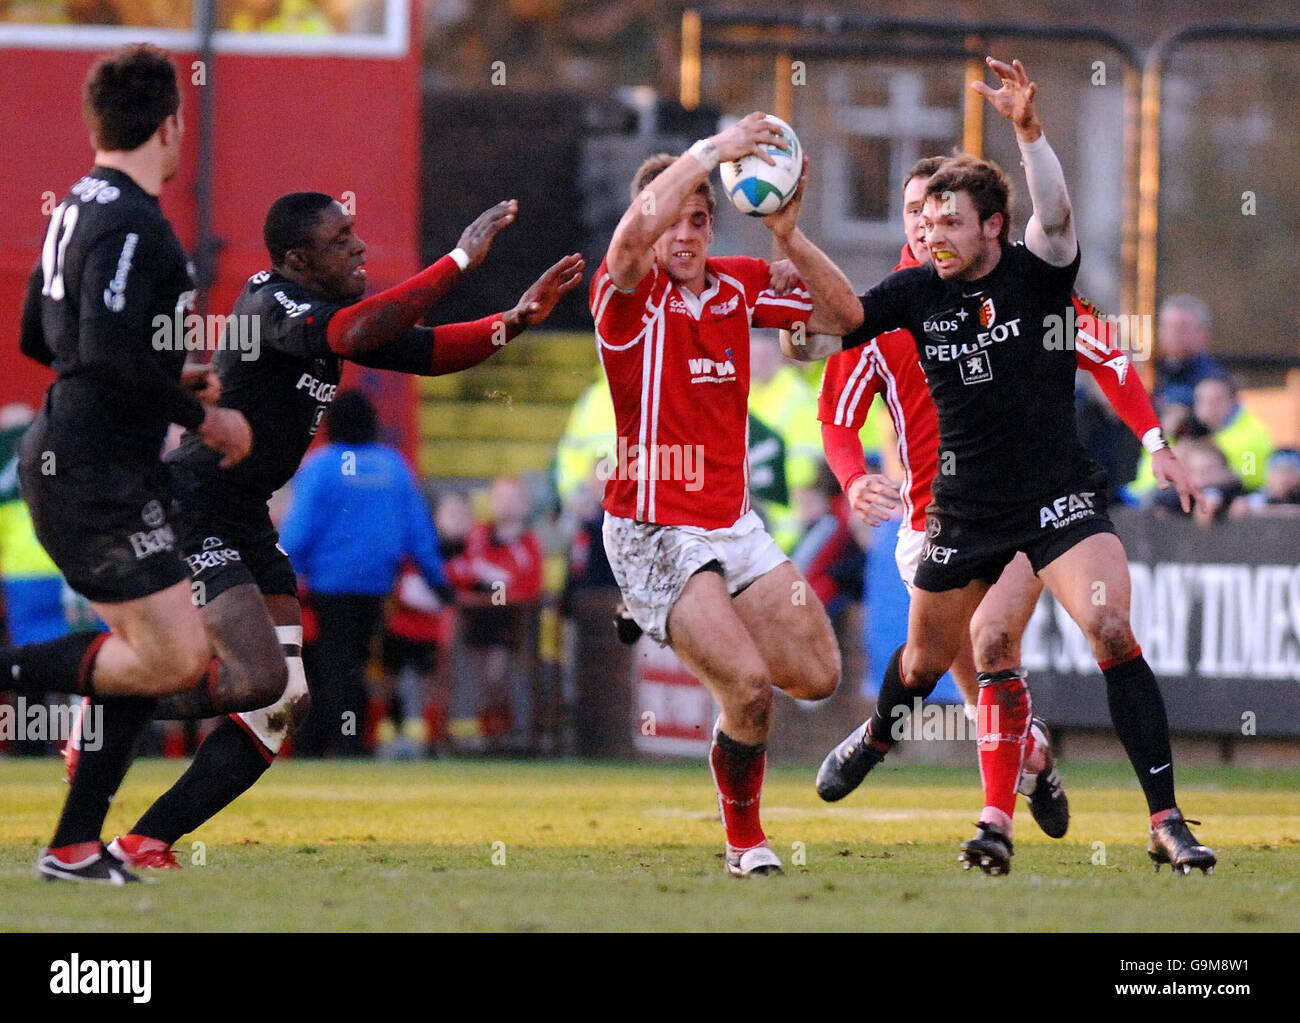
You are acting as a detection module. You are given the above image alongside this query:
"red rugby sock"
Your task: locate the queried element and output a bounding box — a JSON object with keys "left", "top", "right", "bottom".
{"left": 977, "top": 674, "right": 1032, "bottom": 825}
{"left": 709, "top": 729, "right": 767, "bottom": 849}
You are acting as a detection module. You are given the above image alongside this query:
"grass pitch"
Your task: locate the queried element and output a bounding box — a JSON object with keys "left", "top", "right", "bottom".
{"left": 1, "top": 757, "right": 1297, "bottom": 932}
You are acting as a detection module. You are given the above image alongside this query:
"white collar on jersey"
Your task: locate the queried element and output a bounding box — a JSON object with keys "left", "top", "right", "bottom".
{"left": 673, "top": 272, "right": 721, "bottom": 319}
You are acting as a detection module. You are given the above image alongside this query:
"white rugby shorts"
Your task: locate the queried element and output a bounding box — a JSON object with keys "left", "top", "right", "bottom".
{"left": 602, "top": 509, "right": 787, "bottom": 644}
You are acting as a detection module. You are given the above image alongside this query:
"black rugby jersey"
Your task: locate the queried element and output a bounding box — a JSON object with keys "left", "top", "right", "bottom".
{"left": 841, "top": 242, "right": 1089, "bottom": 519}
{"left": 169, "top": 270, "right": 346, "bottom": 508}
{"left": 19, "top": 167, "right": 205, "bottom": 461}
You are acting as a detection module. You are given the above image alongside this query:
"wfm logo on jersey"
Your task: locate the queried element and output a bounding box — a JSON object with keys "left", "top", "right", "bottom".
{"left": 688, "top": 356, "right": 736, "bottom": 384}
{"left": 596, "top": 436, "right": 704, "bottom": 491}
{"left": 151, "top": 310, "right": 261, "bottom": 361}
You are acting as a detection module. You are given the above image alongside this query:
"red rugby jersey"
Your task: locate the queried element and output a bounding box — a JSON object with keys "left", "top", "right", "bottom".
{"left": 818, "top": 245, "right": 1159, "bottom": 532}
{"left": 591, "top": 255, "right": 812, "bottom": 528}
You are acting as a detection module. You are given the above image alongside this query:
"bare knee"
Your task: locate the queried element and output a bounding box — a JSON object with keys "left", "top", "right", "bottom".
{"left": 783, "top": 635, "right": 841, "bottom": 702}
{"left": 901, "top": 646, "right": 948, "bottom": 692}
{"left": 138, "top": 636, "right": 211, "bottom": 696}
{"left": 1085, "top": 611, "right": 1137, "bottom": 664}
{"left": 972, "top": 622, "right": 1021, "bottom": 673}
{"left": 724, "top": 675, "right": 773, "bottom": 735}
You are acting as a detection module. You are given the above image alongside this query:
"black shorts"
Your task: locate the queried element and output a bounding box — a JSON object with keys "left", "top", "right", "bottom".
{"left": 171, "top": 466, "right": 298, "bottom": 605}
{"left": 20, "top": 421, "right": 188, "bottom": 605}
{"left": 913, "top": 470, "right": 1118, "bottom": 593}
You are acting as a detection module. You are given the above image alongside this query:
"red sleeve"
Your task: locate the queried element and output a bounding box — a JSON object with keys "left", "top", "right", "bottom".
{"left": 591, "top": 256, "right": 662, "bottom": 347}
{"left": 325, "top": 254, "right": 461, "bottom": 357}
{"left": 823, "top": 421, "right": 869, "bottom": 494}
{"left": 1072, "top": 296, "right": 1159, "bottom": 439}
{"left": 817, "top": 345, "right": 881, "bottom": 428}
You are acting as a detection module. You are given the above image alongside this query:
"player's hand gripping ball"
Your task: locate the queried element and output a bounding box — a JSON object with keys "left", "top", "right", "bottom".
{"left": 719, "top": 116, "right": 802, "bottom": 217}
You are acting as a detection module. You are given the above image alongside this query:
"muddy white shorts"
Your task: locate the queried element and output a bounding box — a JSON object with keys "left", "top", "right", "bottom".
{"left": 602, "top": 509, "right": 787, "bottom": 644}
{"left": 895, "top": 523, "right": 925, "bottom": 593}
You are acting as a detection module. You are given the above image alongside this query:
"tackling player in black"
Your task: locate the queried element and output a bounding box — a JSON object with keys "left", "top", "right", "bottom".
{"left": 788, "top": 58, "right": 1214, "bottom": 876}
{"left": 1, "top": 46, "right": 256, "bottom": 884}
{"left": 99, "top": 191, "right": 583, "bottom": 870}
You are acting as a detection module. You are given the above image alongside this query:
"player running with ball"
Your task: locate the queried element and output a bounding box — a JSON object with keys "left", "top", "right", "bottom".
{"left": 594, "top": 113, "right": 862, "bottom": 876}
{"left": 790, "top": 59, "right": 1215, "bottom": 876}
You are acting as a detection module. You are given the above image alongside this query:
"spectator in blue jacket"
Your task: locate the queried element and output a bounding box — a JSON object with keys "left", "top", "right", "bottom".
{"left": 282, "top": 391, "right": 448, "bottom": 756}
{"left": 1153, "top": 295, "right": 1228, "bottom": 417}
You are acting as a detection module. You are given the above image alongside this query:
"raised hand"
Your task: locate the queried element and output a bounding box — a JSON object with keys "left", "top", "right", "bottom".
{"left": 710, "top": 111, "right": 789, "bottom": 166}
{"left": 971, "top": 58, "right": 1041, "bottom": 139}
{"left": 761, "top": 154, "right": 809, "bottom": 239}
{"left": 457, "top": 200, "right": 518, "bottom": 269}
{"left": 503, "top": 253, "right": 585, "bottom": 331}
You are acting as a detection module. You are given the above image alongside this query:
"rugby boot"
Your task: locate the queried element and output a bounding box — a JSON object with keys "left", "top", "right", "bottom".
{"left": 1148, "top": 809, "right": 1216, "bottom": 875}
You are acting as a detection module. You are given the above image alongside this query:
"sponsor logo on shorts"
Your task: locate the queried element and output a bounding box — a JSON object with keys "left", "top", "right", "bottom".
{"left": 1040, "top": 490, "right": 1097, "bottom": 529}
{"left": 921, "top": 540, "right": 957, "bottom": 565}
{"left": 141, "top": 500, "right": 166, "bottom": 528}
{"left": 185, "top": 544, "right": 242, "bottom": 574}
{"left": 129, "top": 524, "right": 176, "bottom": 559}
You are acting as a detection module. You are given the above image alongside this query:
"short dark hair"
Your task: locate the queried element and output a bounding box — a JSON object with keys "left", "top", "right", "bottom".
{"left": 326, "top": 391, "right": 378, "bottom": 446}
{"left": 903, "top": 155, "right": 946, "bottom": 190}
{"left": 263, "top": 192, "right": 336, "bottom": 266}
{"left": 83, "top": 44, "right": 180, "bottom": 152}
{"left": 925, "top": 154, "right": 1013, "bottom": 245}
{"left": 632, "top": 153, "right": 716, "bottom": 217}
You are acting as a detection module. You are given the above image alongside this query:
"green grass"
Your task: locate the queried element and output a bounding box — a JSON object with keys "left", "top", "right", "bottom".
{"left": 1, "top": 757, "right": 1297, "bottom": 931}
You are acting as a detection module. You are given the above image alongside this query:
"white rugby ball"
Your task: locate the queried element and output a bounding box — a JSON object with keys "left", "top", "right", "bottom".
{"left": 718, "top": 116, "right": 802, "bottom": 216}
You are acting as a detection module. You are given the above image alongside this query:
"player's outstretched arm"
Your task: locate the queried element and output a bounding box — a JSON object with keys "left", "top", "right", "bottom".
{"left": 326, "top": 200, "right": 518, "bottom": 359}
{"left": 350, "top": 253, "right": 585, "bottom": 377}
{"left": 605, "top": 112, "right": 787, "bottom": 290}
{"left": 763, "top": 157, "right": 862, "bottom": 336}
{"left": 973, "top": 57, "right": 1076, "bottom": 267}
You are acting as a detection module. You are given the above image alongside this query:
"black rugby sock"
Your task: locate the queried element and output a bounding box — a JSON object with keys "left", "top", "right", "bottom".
{"left": 1102, "top": 649, "right": 1176, "bottom": 814}
{"left": 0, "top": 631, "right": 107, "bottom": 696}
{"left": 51, "top": 696, "right": 155, "bottom": 848}
{"left": 866, "top": 644, "right": 938, "bottom": 748}
{"left": 130, "top": 717, "right": 272, "bottom": 846}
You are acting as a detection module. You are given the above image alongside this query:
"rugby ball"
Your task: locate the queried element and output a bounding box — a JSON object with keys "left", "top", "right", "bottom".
{"left": 719, "top": 116, "right": 802, "bottom": 217}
